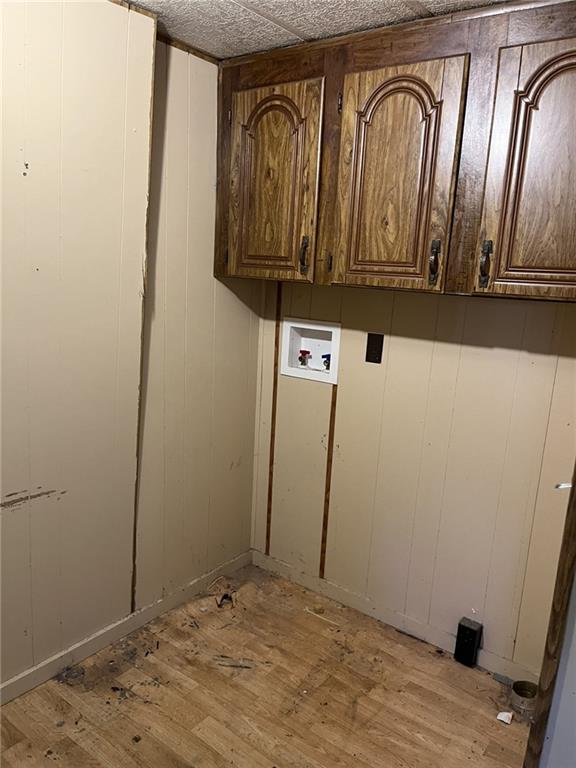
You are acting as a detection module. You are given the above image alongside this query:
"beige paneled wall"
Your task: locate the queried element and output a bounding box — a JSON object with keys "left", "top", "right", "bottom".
{"left": 135, "top": 42, "right": 261, "bottom": 609}
{"left": 253, "top": 284, "right": 576, "bottom": 680}
{"left": 1, "top": 1, "right": 155, "bottom": 685}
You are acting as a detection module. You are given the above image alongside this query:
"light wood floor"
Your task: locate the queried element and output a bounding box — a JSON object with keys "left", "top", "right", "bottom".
{"left": 1, "top": 566, "right": 528, "bottom": 767}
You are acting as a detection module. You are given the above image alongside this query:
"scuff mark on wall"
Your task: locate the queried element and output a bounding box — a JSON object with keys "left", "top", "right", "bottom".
{"left": 1, "top": 489, "right": 67, "bottom": 509}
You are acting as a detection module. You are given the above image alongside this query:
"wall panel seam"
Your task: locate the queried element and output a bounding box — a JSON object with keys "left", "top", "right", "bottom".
{"left": 425, "top": 298, "right": 467, "bottom": 624}
{"left": 363, "top": 290, "right": 396, "bottom": 597}
{"left": 403, "top": 296, "right": 441, "bottom": 617}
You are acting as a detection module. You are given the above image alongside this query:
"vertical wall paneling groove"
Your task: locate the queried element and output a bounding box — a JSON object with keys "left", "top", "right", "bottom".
{"left": 135, "top": 43, "right": 261, "bottom": 610}
{"left": 1, "top": 1, "right": 155, "bottom": 685}
{"left": 163, "top": 45, "right": 190, "bottom": 596}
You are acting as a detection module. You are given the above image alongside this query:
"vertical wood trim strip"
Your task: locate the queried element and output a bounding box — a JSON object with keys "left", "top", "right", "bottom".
{"left": 319, "top": 384, "right": 338, "bottom": 579}
{"left": 130, "top": 9, "right": 157, "bottom": 615}
{"left": 265, "top": 282, "right": 283, "bottom": 555}
{"left": 131, "top": 293, "right": 147, "bottom": 613}
{"left": 523, "top": 462, "right": 576, "bottom": 768}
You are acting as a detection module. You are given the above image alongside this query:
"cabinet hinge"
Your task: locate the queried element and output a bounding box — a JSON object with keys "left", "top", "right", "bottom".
{"left": 224, "top": 248, "right": 229, "bottom": 266}
{"left": 327, "top": 253, "right": 333, "bottom": 272}
{"left": 337, "top": 93, "right": 343, "bottom": 114}
{"left": 228, "top": 109, "right": 232, "bottom": 125}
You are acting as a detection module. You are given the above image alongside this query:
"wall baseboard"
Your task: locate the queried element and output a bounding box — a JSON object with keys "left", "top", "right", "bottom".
{"left": 0, "top": 551, "right": 251, "bottom": 704}
{"left": 253, "top": 550, "right": 539, "bottom": 684}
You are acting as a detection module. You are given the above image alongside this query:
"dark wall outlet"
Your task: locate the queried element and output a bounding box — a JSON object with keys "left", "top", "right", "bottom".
{"left": 365, "top": 333, "right": 384, "bottom": 364}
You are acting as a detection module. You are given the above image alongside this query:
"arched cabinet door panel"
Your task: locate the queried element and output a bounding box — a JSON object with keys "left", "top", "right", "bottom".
{"left": 476, "top": 38, "right": 576, "bottom": 300}
{"left": 227, "top": 78, "right": 324, "bottom": 281}
{"left": 333, "top": 56, "right": 467, "bottom": 291}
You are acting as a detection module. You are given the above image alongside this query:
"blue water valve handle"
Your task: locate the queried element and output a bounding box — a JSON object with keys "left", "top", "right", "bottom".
{"left": 321, "top": 353, "right": 331, "bottom": 371}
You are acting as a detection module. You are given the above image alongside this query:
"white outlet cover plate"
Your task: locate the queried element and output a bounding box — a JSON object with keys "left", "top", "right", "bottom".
{"left": 280, "top": 317, "right": 341, "bottom": 384}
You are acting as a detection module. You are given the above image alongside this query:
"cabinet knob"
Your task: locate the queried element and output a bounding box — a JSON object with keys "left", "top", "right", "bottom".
{"left": 480, "top": 240, "right": 493, "bottom": 288}
{"left": 299, "top": 235, "right": 310, "bottom": 274}
{"left": 428, "top": 239, "right": 441, "bottom": 286}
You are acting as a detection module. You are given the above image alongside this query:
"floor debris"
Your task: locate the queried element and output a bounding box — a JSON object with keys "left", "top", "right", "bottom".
{"left": 110, "top": 685, "right": 131, "bottom": 700}
{"left": 56, "top": 666, "right": 86, "bottom": 686}
{"left": 216, "top": 591, "right": 235, "bottom": 608}
{"left": 304, "top": 606, "right": 339, "bottom": 625}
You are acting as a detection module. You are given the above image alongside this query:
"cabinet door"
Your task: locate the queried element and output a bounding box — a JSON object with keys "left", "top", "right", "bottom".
{"left": 228, "top": 79, "right": 323, "bottom": 281}
{"left": 333, "top": 57, "right": 467, "bottom": 291}
{"left": 477, "top": 38, "right": 576, "bottom": 299}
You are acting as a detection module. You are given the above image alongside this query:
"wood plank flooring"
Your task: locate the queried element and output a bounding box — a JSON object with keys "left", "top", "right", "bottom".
{"left": 1, "top": 566, "right": 529, "bottom": 767}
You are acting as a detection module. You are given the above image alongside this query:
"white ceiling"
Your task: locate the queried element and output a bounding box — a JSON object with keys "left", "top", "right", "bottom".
{"left": 133, "top": 0, "right": 508, "bottom": 59}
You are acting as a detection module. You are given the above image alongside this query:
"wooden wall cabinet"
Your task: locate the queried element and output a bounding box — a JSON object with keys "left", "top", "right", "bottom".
{"left": 333, "top": 56, "right": 467, "bottom": 291}
{"left": 217, "top": 1, "right": 576, "bottom": 302}
{"left": 227, "top": 78, "right": 323, "bottom": 281}
{"left": 476, "top": 36, "right": 576, "bottom": 300}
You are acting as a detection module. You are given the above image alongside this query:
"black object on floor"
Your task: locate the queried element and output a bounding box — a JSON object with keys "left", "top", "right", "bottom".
{"left": 454, "top": 617, "right": 483, "bottom": 667}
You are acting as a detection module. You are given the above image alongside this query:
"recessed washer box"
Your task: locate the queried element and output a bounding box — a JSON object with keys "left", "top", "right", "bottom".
{"left": 280, "top": 318, "right": 341, "bottom": 384}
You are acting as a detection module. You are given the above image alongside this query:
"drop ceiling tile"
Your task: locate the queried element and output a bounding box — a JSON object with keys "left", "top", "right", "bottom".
{"left": 134, "top": 0, "right": 304, "bottom": 58}
{"left": 234, "top": 0, "right": 419, "bottom": 40}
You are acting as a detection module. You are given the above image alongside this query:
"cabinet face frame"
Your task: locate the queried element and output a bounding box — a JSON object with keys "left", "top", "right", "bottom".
{"left": 475, "top": 37, "right": 576, "bottom": 301}
{"left": 227, "top": 78, "right": 324, "bottom": 281}
{"left": 332, "top": 55, "right": 468, "bottom": 292}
